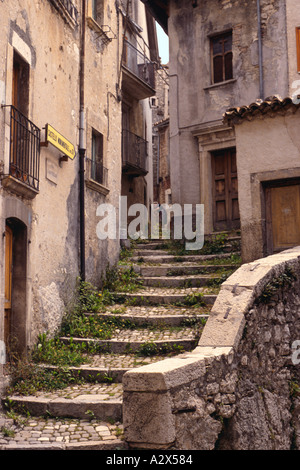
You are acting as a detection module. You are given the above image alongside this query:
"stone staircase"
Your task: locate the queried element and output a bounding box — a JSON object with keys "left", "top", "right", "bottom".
{"left": 0, "top": 233, "right": 241, "bottom": 449}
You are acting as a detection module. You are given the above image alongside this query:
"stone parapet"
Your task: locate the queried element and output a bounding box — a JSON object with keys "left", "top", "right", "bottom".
{"left": 123, "top": 246, "right": 300, "bottom": 449}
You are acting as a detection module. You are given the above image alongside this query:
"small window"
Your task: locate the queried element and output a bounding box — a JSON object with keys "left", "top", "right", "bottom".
{"left": 91, "top": 129, "right": 105, "bottom": 185}
{"left": 211, "top": 32, "right": 233, "bottom": 84}
{"left": 296, "top": 27, "right": 300, "bottom": 72}
{"left": 91, "top": 0, "right": 104, "bottom": 25}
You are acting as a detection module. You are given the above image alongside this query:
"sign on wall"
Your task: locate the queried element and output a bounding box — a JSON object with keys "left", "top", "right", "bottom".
{"left": 45, "top": 124, "right": 76, "bottom": 160}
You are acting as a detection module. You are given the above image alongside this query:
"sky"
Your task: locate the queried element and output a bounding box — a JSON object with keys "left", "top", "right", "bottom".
{"left": 156, "top": 22, "right": 169, "bottom": 64}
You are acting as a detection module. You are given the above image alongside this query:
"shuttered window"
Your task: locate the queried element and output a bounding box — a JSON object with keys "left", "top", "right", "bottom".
{"left": 211, "top": 32, "right": 233, "bottom": 84}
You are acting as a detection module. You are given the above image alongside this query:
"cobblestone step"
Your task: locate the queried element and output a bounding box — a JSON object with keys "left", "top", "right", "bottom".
{"left": 94, "top": 305, "right": 210, "bottom": 326}
{"left": 140, "top": 274, "right": 220, "bottom": 287}
{"left": 123, "top": 287, "right": 217, "bottom": 305}
{"left": 5, "top": 383, "right": 123, "bottom": 421}
{"left": 0, "top": 411, "right": 126, "bottom": 450}
{"left": 59, "top": 324, "right": 200, "bottom": 354}
{"left": 123, "top": 263, "right": 239, "bottom": 276}
{"left": 129, "top": 252, "right": 240, "bottom": 264}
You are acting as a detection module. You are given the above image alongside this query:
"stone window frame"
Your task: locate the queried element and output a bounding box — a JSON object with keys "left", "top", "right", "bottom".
{"left": 210, "top": 30, "right": 233, "bottom": 85}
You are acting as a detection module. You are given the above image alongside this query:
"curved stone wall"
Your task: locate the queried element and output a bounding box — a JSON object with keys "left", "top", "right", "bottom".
{"left": 123, "top": 247, "right": 300, "bottom": 449}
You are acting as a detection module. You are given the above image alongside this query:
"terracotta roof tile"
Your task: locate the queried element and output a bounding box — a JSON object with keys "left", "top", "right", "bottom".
{"left": 223, "top": 95, "right": 300, "bottom": 125}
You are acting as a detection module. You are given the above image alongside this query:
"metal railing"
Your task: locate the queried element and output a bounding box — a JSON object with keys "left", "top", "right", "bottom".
{"left": 4, "top": 105, "right": 40, "bottom": 191}
{"left": 122, "top": 39, "right": 155, "bottom": 90}
{"left": 49, "top": 0, "right": 79, "bottom": 24}
{"left": 86, "top": 158, "right": 108, "bottom": 187}
{"left": 122, "top": 129, "right": 148, "bottom": 173}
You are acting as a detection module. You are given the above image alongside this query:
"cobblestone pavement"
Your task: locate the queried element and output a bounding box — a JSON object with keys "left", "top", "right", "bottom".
{"left": 0, "top": 410, "right": 125, "bottom": 449}
{"left": 102, "top": 304, "right": 211, "bottom": 317}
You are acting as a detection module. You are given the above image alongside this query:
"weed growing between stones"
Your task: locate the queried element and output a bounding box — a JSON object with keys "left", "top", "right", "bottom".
{"left": 257, "top": 266, "right": 297, "bottom": 304}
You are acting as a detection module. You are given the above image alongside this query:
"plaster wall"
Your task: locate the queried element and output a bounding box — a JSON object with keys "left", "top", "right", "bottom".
{"left": 233, "top": 108, "right": 300, "bottom": 262}
{"left": 167, "top": 0, "right": 290, "bottom": 214}
{"left": 0, "top": 0, "right": 123, "bottom": 363}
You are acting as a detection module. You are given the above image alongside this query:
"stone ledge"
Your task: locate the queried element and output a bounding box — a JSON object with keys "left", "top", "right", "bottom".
{"left": 123, "top": 247, "right": 300, "bottom": 449}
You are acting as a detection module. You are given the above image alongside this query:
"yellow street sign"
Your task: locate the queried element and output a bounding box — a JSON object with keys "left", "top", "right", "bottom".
{"left": 45, "top": 124, "right": 76, "bottom": 160}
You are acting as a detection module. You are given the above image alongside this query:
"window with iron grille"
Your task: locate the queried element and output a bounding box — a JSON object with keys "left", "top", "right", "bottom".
{"left": 89, "top": 129, "right": 107, "bottom": 186}
{"left": 211, "top": 32, "right": 233, "bottom": 84}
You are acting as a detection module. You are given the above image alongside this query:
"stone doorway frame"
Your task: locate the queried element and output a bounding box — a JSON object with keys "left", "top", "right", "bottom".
{"left": 192, "top": 120, "right": 236, "bottom": 235}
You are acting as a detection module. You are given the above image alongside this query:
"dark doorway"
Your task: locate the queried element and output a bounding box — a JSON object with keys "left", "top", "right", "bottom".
{"left": 4, "top": 218, "right": 27, "bottom": 359}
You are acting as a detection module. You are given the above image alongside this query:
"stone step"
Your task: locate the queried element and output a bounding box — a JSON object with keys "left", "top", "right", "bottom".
{"left": 29, "top": 351, "right": 167, "bottom": 384}
{"left": 121, "top": 264, "right": 239, "bottom": 277}
{"left": 120, "top": 286, "right": 217, "bottom": 305}
{"left": 93, "top": 306, "right": 210, "bottom": 327}
{"left": 59, "top": 327, "right": 200, "bottom": 354}
{"left": 4, "top": 383, "right": 123, "bottom": 421}
{"left": 129, "top": 252, "right": 240, "bottom": 264}
{"left": 139, "top": 275, "right": 220, "bottom": 288}
{"left": 132, "top": 245, "right": 238, "bottom": 258}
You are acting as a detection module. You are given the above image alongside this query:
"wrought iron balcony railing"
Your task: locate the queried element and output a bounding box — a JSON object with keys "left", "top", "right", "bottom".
{"left": 122, "top": 129, "right": 148, "bottom": 176}
{"left": 49, "top": 0, "right": 79, "bottom": 26}
{"left": 122, "top": 39, "right": 155, "bottom": 92}
{"left": 86, "top": 158, "right": 108, "bottom": 188}
{"left": 3, "top": 105, "right": 40, "bottom": 192}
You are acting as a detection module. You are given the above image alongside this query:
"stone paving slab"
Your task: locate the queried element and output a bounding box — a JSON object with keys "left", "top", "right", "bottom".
{"left": 0, "top": 411, "right": 126, "bottom": 449}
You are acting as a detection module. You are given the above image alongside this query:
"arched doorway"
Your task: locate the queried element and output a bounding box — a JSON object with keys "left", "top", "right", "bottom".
{"left": 4, "top": 218, "right": 27, "bottom": 359}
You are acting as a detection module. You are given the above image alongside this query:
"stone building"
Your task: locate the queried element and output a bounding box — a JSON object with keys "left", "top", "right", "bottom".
{"left": 0, "top": 0, "right": 157, "bottom": 390}
{"left": 143, "top": 0, "right": 300, "bottom": 242}
{"left": 224, "top": 96, "right": 300, "bottom": 263}
{"left": 120, "top": 1, "right": 158, "bottom": 224}
{"left": 152, "top": 63, "right": 169, "bottom": 204}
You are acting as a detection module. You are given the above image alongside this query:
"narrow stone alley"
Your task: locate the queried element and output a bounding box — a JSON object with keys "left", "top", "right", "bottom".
{"left": 0, "top": 234, "right": 240, "bottom": 449}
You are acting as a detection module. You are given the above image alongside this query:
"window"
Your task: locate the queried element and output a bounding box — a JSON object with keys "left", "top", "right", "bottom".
{"left": 91, "top": 0, "right": 103, "bottom": 25}
{"left": 12, "top": 51, "right": 29, "bottom": 116}
{"left": 211, "top": 32, "right": 233, "bottom": 84}
{"left": 296, "top": 27, "right": 300, "bottom": 72}
{"left": 91, "top": 129, "right": 105, "bottom": 185}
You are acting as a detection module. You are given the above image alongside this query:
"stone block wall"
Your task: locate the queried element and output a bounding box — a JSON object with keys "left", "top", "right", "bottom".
{"left": 123, "top": 246, "right": 300, "bottom": 449}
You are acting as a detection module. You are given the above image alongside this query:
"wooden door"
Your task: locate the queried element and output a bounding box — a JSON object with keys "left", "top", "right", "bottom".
{"left": 266, "top": 183, "right": 300, "bottom": 253}
{"left": 4, "top": 225, "right": 13, "bottom": 346}
{"left": 212, "top": 148, "right": 240, "bottom": 231}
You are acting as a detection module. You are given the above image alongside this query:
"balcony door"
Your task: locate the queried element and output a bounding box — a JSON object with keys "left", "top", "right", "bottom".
{"left": 11, "top": 51, "right": 30, "bottom": 182}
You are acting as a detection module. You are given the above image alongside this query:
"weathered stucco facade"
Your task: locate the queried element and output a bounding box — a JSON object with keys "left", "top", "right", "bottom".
{"left": 144, "top": 0, "right": 300, "bottom": 237}
{"left": 224, "top": 96, "right": 300, "bottom": 263}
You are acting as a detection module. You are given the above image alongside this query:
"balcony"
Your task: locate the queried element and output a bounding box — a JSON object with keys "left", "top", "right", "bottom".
{"left": 122, "top": 39, "right": 156, "bottom": 100}
{"left": 85, "top": 158, "right": 109, "bottom": 196}
{"left": 122, "top": 129, "right": 148, "bottom": 177}
{"left": 48, "top": 0, "right": 79, "bottom": 27}
{"left": 1, "top": 105, "right": 40, "bottom": 198}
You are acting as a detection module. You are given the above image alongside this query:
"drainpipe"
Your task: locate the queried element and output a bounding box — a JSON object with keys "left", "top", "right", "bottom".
{"left": 257, "top": 0, "right": 264, "bottom": 100}
{"left": 79, "top": 0, "right": 86, "bottom": 281}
